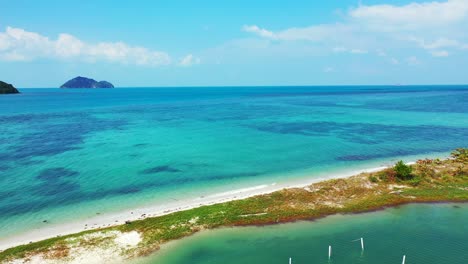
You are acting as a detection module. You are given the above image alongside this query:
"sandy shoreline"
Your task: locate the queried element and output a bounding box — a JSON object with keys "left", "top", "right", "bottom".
{"left": 0, "top": 163, "right": 411, "bottom": 251}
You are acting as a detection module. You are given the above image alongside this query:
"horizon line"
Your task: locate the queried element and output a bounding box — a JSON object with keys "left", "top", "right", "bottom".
{"left": 16, "top": 84, "right": 468, "bottom": 89}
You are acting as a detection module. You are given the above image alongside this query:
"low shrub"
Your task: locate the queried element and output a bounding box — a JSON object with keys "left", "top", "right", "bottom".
{"left": 369, "top": 175, "right": 378, "bottom": 183}
{"left": 394, "top": 160, "right": 413, "bottom": 180}
{"left": 451, "top": 148, "right": 468, "bottom": 162}
{"left": 378, "top": 168, "right": 396, "bottom": 182}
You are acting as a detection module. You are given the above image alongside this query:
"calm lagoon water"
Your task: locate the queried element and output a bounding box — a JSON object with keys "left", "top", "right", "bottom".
{"left": 142, "top": 203, "right": 468, "bottom": 264}
{"left": 0, "top": 86, "right": 467, "bottom": 238}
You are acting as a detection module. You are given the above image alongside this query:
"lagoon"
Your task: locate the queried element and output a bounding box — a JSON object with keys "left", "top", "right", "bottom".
{"left": 143, "top": 203, "right": 468, "bottom": 264}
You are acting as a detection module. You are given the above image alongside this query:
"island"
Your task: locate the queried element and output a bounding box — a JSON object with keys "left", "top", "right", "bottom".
{"left": 0, "top": 81, "right": 20, "bottom": 94}
{"left": 60, "top": 76, "right": 114, "bottom": 88}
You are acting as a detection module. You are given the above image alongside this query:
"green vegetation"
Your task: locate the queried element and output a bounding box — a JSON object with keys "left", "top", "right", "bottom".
{"left": 451, "top": 148, "right": 468, "bottom": 162}
{"left": 394, "top": 160, "right": 413, "bottom": 180}
{"left": 0, "top": 81, "right": 19, "bottom": 94}
{"left": 1, "top": 149, "right": 467, "bottom": 263}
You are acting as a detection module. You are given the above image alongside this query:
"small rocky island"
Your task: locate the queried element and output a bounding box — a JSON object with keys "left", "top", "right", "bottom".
{"left": 0, "top": 81, "right": 20, "bottom": 94}
{"left": 60, "top": 76, "right": 114, "bottom": 88}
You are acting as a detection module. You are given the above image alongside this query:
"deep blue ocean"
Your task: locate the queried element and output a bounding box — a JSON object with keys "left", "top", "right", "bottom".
{"left": 0, "top": 86, "right": 467, "bottom": 238}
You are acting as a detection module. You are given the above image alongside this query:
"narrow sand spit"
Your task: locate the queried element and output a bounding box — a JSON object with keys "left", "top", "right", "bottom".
{"left": 0, "top": 162, "right": 417, "bottom": 251}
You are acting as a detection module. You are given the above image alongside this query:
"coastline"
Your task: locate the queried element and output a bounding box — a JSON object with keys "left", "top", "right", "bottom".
{"left": 0, "top": 150, "right": 466, "bottom": 263}
{"left": 0, "top": 163, "right": 392, "bottom": 251}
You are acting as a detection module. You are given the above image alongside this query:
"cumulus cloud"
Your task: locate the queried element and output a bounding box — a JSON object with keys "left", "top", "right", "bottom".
{"left": 178, "top": 54, "right": 201, "bottom": 67}
{"left": 243, "top": 23, "right": 353, "bottom": 42}
{"left": 349, "top": 0, "right": 468, "bottom": 29}
{"left": 242, "top": 0, "right": 468, "bottom": 60}
{"left": 0, "top": 26, "right": 171, "bottom": 65}
{"left": 407, "top": 36, "right": 467, "bottom": 56}
{"left": 242, "top": 25, "right": 275, "bottom": 38}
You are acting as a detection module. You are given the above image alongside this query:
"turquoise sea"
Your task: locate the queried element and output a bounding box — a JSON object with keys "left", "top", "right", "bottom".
{"left": 143, "top": 203, "right": 468, "bottom": 264}
{"left": 0, "top": 86, "right": 467, "bottom": 239}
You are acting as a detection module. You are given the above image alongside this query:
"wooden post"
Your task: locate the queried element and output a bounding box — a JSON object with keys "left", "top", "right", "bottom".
{"left": 328, "top": 245, "right": 332, "bottom": 259}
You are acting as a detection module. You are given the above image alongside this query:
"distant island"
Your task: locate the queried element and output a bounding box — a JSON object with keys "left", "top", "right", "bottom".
{"left": 60, "top": 76, "right": 114, "bottom": 88}
{"left": 0, "top": 81, "right": 20, "bottom": 94}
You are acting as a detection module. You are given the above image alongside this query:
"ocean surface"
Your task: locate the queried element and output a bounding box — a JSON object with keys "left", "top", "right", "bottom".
{"left": 143, "top": 203, "right": 468, "bottom": 264}
{"left": 0, "top": 86, "right": 467, "bottom": 239}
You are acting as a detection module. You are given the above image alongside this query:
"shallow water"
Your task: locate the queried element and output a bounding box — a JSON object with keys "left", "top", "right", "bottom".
{"left": 0, "top": 86, "right": 467, "bottom": 238}
{"left": 141, "top": 203, "right": 468, "bottom": 264}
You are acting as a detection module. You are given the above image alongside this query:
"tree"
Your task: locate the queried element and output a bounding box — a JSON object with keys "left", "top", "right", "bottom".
{"left": 394, "top": 160, "right": 413, "bottom": 180}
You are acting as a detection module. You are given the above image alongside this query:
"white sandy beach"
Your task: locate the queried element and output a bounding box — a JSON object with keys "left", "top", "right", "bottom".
{"left": 0, "top": 163, "right": 400, "bottom": 252}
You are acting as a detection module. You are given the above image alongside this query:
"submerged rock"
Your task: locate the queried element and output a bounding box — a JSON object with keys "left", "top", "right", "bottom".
{"left": 0, "top": 80, "right": 20, "bottom": 94}
{"left": 60, "top": 76, "right": 114, "bottom": 88}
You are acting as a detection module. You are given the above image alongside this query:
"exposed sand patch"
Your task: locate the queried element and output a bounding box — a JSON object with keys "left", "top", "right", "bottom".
{"left": 188, "top": 217, "right": 199, "bottom": 225}
{"left": 388, "top": 184, "right": 411, "bottom": 190}
{"left": 114, "top": 231, "right": 141, "bottom": 247}
{"left": 6, "top": 231, "right": 142, "bottom": 264}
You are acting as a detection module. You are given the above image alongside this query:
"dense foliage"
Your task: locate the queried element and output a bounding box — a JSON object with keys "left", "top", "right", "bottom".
{"left": 394, "top": 160, "right": 413, "bottom": 180}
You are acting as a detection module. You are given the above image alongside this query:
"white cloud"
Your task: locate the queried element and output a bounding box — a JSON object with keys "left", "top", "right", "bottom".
{"left": 0, "top": 26, "right": 171, "bottom": 65}
{"left": 55, "top": 34, "right": 84, "bottom": 58}
{"left": 407, "top": 36, "right": 467, "bottom": 56}
{"left": 349, "top": 0, "right": 468, "bottom": 29}
{"left": 179, "top": 54, "right": 201, "bottom": 67}
{"left": 332, "top": 47, "right": 368, "bottom": 55}
{"left": 350, "top": 49, "right": 368, "bottom": 54}
{"left": 323, "top": 66, "right": 334, "bottom": 73}
{"left": 242, "top": 1, "right": 468, "bottom": 60}
{"left": 242, "top": 25, "right": 275, "bottom": 38}
{"left": 419, "top": 38, "right": 461, "bottom": 49}
{"left": 430, "top": 50, "right": 450, "bottom": 57}
{"left": 243, "top": 23, "right": 353, "bottom": 42}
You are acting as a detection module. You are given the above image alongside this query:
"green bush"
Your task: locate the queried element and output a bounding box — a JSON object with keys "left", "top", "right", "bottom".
{"left": 407, "top": 176, "right": 422, "bottom": 186}
{"left": 451, "top": 148, "right": 468, "bottom": 162}
{"left": 369, "top": 175, "right": 378, "bottom": 183}
{"left": 394, "top": 160, "right": 413, "bottom": 180}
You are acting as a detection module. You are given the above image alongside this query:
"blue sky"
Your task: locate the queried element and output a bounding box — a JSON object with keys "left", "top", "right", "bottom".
{"left": 1, "top": 0, "right": 468, "bottom": 87}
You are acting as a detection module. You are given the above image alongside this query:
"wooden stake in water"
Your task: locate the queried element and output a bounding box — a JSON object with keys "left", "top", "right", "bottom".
{"left": 328, "top": 245, "right": 332, "bottom": 259}
{"left": 402, "top": 255, "right": 406, "bottom": 264}
{"left": 360, "top": 237, "right": 364, "bottom": 250}
{"left": 289, "top": 257, "right": 292, "bottom": 264}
